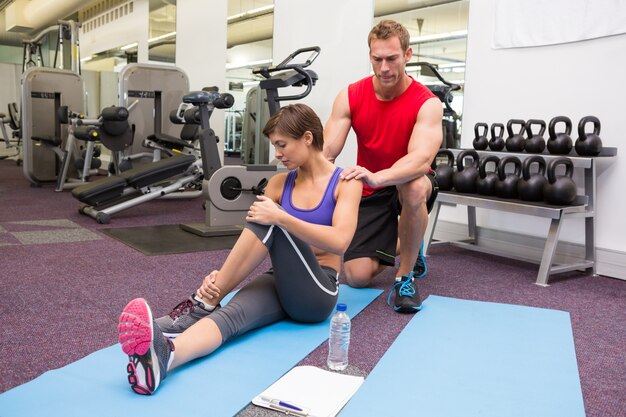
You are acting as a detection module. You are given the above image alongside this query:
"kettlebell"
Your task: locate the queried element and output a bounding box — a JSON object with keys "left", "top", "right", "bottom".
{"left": 505, "top": 119, "right": 526, "bottom": 152}
{"left": 544, "top": 157, "right": 577, "bottom": 205}
{"left": 452, "top": 149, "right": 479, "bottom": 193}
{"left": 575, "top": 115, "right": 603, "bottom": 156}
{"left": 547, "top": 116, "right": 573, "bottom": 155}
{"left": 524, "top": 119, "right": 546, "bottom": 154}
{"left": 431, "top": 149, "right": 455, "bottom": 191}
{"left": 517, "top": 155, "right": 547, "bottom": 202}
{"left": 476, "top": 155, "right": 500, "bottom": 196}
{"left": 472, "top": 122, "right": 489, "bottom": 150}
{"left": 495, "top": 156, "right": 522, "bottom": 198}
{"left": 488, "top": 123, "right": 505, "bottom": 151}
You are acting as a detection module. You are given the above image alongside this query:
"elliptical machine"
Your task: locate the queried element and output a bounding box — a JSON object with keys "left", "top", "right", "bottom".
{"left": 180, "top": 46, "right": 320, "bottom": 237}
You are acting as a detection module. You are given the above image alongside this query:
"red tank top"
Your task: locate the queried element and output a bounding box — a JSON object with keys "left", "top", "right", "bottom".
{"left": 348, "top": 76, "right": 435, "bottom": 196}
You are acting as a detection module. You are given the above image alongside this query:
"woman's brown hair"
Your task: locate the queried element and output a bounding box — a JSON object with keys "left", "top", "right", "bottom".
{"left": 263, "top": 103, "right": 324, "bottom": 151}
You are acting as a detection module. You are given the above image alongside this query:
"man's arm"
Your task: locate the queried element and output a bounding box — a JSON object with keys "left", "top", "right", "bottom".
{"left": 342, "top": 97, "right": 443, "bottom": 187}
{"left": 385, "top": 97, "right": 444, "bottom": 184}
{"left": 323, "top": 88, "right": 352, "bottom": 163}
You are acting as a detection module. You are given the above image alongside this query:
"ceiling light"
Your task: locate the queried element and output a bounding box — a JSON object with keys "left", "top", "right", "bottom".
{"left": 410, "top": 30, "right": 467, "bottom": 45}
{"left": 120, "top": 42, "right": 138, "bottom": 51}
{"left": 438, "top": 62, "right": 465, "bottom": 69}
{"left": 227, "top": 5, "right": 274, "bottom": 24}
{"left": 148, "top": 31, "right": 176, "bottom": 43}
{"left": 226, "top": 58, "right": 272, "bottom": 70}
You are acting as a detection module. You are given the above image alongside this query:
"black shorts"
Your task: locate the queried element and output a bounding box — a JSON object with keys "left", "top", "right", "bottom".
{"left": 344, "top": 172, "right": 438, "bottom": 267}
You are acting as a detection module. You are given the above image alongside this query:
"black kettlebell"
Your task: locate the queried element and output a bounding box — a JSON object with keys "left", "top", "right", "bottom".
{"left": 453, "top": 149, "right": 479, "bottom": 193}
{"left": 495, "top": 156, "right": 522, "bottom": 198}
{"left": 476, "top": 155, "right": 500, "bottom": 196}
{"left": 544, "top": 157, "right": 577, "bottom": 205}
{"left": 472, "top": 122, "right": 489, "bottom": 150}
{"left": 505, "top": 119, "right": 526, "bottom": 152}
{"left": 517, "top": 155, "right": 547, "bottom": 202}
{"left": 524, "top": 119, "right": 546, "bottom": 154}
{"left": 488, "top": 123, "right": 505, "bottom": 151}
{"left": 547, "top": 116, "right": 573, "bottom": 155}
{"left": 431, "top": 149, "right": 455, "bottom": 191}
{"left": 575, "top": 116, "right": 603, "bottom": 156}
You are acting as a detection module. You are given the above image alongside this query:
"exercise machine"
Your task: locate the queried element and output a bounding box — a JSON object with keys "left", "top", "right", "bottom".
{"left": 71, "top": 99, "right": 209, "bottom": 224}
{"left": 18, "top": 19, "right": 84, "bottom": 182}
{"left": 180, "top": 46, "right": 321, "bottom": 237}
{"left": 408, "top": 61, "right": 462, "bottom": 148}
{"left": 52, "top": 105, "right": 134, "bottom": 192}
{"left": 117, "top": 63, "right": 191, "bottom": 169}
{"left": 0, "top": 104, "right": 22, "bottom": 164}
{"left": 0, "top": 107, "right": 19, "bottom": 161}
{"left": 21, "top": 67, "right": 85, "bottom": 186}
{"left": 224, "top": 109, "right": 243, "bottom": 156}
{"left": 22, "top": 20, "right": 81, "bottom": 73}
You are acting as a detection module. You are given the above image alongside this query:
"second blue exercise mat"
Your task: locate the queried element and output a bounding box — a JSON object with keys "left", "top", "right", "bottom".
{"left": 340, "top": 295, "right": 585, "bottom": 417}
{"left": 0, "top": 285, "right": 381, "bottom": 417}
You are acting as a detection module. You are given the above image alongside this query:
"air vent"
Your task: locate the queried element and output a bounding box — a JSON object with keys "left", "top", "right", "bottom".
{"left": 80, "top": 0, "right": 134, "bottom": 34}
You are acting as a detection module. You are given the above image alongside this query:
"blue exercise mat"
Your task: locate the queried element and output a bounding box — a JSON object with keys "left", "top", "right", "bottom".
{"left": 0, "top": 285, "right": 381, "bottom": 417}
{"left": 340, "top": 295, "right": 585, "bottom": 417}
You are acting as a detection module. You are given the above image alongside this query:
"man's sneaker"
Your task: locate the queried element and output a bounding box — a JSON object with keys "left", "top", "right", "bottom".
{"left": 413, "top": 240, "right": 428, "bottom": 278}
{"left": 118, "top": 298, "right": 174, "bottom": 395}
{"left": 155, "top": 295, "right": 219, "bottom": 338}
{"left": 387, "top": 273, "right": 422, "bottom": 313}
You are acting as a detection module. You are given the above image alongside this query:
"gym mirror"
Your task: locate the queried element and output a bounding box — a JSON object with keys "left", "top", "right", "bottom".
{"left": 375, "top": 0, "right": 469, "bottom": 149}
{"left": 148, "top": 0, "right": 176, "bottom": 64}
{"left": 225, "top": 0, "right": 274, "bottom": 165}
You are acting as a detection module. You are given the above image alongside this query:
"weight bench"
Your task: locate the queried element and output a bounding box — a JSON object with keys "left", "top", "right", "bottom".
{"left": 73, "top": 153, "right": 198, "bottom": 224}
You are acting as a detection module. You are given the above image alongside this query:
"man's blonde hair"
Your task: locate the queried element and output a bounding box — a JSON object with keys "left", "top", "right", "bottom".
{"left": 368, "top": 19, "right": 411, "bottom": 52}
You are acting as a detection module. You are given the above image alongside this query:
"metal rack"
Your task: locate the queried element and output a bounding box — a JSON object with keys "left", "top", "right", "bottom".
{"left": 423, "top": 147, "right": 617, "bottom": 286}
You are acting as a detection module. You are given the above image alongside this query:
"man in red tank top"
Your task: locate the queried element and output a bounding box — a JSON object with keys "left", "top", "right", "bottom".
{"left": 324, "top": 20, "right": 443, "bottom": 313}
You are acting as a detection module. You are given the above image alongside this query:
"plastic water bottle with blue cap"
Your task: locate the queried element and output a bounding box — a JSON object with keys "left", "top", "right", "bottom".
{"left": 327, "top": 303, "right": 350, "bottom": 371}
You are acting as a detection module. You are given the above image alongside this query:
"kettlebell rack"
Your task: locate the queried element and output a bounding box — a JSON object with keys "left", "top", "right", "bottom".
{"left": 424, "top": 147, "right": 617, "bottom": 286}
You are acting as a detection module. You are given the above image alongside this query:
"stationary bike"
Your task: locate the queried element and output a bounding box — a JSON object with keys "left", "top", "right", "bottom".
{"left": 180, "top": 46, "right": 321, "bottom": 237}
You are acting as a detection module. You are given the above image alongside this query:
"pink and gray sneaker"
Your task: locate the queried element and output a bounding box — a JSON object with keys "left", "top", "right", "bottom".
{"left": 118, "top": 298, "right": 174, "bottom": 395}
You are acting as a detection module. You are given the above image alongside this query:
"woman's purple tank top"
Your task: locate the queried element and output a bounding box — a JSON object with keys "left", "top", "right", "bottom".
{"left": 280, "top": 167, "right": 343, "bottom": 226}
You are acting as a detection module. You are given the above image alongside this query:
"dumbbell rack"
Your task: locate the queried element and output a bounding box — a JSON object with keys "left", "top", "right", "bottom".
{"left": 423, "top": 147, "right": 617, "bottom": 286}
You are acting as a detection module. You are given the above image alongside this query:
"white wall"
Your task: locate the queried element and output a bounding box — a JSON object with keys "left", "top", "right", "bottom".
{"left": 0, "top": 63, "right": 20, "bottom": 108}
{"left": 176, "top": 0, "right": 227, "bottom": 160}
{"left": 443, "top": 0, "right": 625, "bottom": 276}
{"left": 81, "top": 0, "right": 149, "bottom": 59}
{"left": 272, "top": 0, "right": 372, "bottom": 168}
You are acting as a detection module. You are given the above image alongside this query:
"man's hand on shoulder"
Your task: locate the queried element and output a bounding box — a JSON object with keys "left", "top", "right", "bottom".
{"left": 340, "top": 165, "right": 383, "bottom": 188}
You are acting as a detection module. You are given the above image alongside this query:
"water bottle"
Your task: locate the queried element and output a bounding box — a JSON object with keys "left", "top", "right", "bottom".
{"left": 327, "top": 303, "right": 350, "bottom": 371}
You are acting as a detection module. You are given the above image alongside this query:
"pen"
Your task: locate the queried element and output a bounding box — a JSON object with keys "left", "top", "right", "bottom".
{"left": 260, "top": 396, "right": 308, "bottom": 416}
{"left": 276, "top": 400, "right": 303, "bottom": 411}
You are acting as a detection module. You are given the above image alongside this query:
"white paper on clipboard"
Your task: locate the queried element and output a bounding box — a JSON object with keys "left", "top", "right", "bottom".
{"left": 252, "top": 366, "right": 364, "bottom": 417}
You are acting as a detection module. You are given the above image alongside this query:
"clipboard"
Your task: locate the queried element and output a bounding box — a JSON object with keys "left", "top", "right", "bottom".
{"left": 252, "top": 366, "right": 364, "bottom": 417}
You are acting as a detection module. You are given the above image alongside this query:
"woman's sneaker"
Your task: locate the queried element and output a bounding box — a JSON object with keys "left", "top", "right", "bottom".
{"left": 155, "top": 295, "right": 219, "bottom": 338}
{"left": 118, "top": 298, "right": 174, "bottom": 395}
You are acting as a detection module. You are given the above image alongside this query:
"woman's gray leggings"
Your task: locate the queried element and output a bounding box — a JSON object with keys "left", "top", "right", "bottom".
{"left": 209, "top": 221, "right": 339, "bottom": 344}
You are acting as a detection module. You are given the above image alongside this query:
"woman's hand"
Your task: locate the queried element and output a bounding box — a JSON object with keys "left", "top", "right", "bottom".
{"left": 246, "top": 195, "right": 283, "bottom": 225}
{"left": 196, "top": 270, "right": 221, "bottom": 301}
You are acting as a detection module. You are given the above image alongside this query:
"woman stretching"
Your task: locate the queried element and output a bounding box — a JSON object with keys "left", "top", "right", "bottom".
{"left": 117, "top": 103, "right": 362, "bottom": 395}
